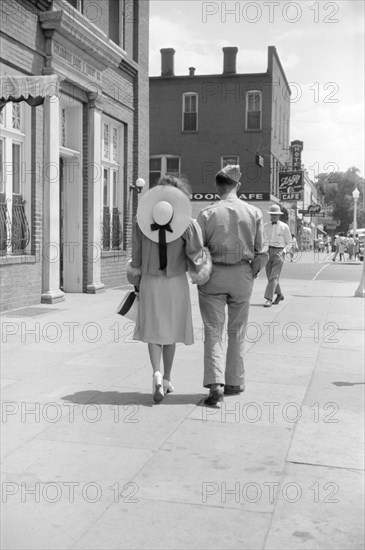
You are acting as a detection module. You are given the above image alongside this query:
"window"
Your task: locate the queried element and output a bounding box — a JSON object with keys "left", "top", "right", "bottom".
{"left": 245, "top": 91, "right": 262, "bottom": 131}
{"left": 149, "top": 156, "right": 181, "bottom": 188}
{"left": 101, "top": 119, "right": 123, "bottom": 250}
{"left": 109, "top": 0, "right": 120, "bottom": 45}
{"left": 221, "top": 156, "right": 239, "bottom": 168}
{"left": 0, "top": 102, "right": 31, "bottom": 255}
{"left": 182, "top": 93, "right": 198, "bottom": 132}
{"left": 65, "top": 0, "right": 84, "bottom": 11}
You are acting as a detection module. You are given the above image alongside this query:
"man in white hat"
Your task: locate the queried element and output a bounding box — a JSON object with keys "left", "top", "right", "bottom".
{"left": 197, "top": 165, "right": 265, "bottom": 406}
{"left": 263, "top": 204, "right": 292, "bottom": 307}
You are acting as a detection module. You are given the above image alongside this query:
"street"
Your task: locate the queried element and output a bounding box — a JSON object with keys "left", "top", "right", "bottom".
{"left": 1, "top": 254, "right": 364, "bottom": 550}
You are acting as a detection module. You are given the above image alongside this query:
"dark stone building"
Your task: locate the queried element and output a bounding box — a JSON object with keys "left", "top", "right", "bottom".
{"left": 150, "top": 46, "right": 291, "bottom": 218}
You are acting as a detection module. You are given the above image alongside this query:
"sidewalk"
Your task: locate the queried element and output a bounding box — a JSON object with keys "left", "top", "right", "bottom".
{"left": 1, "top": 270, "right": 364, "bottom": 550}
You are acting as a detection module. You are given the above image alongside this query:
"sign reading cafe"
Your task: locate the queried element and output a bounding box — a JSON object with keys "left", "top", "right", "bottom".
{"left": 279, "top": 171, "right": 303, "bottom": 201}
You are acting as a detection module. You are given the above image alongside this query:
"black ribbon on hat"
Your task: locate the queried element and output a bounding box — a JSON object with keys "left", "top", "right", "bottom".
{"left": 150, "top": 221, "right": 173, "bottom": 270}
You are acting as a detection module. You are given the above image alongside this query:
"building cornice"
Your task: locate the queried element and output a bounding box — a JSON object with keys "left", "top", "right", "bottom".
{"left": 39, "top": 10, "right": 125, "bottom": 71}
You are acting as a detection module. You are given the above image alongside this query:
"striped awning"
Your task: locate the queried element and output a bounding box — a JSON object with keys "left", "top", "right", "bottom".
{"left": 0, "top": 75, "right": 62, "bottom": 110}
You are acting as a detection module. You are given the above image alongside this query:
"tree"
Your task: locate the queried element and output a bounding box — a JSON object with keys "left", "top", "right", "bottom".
{"left": 315, "top": 168, "right": 365, "bottom": 232}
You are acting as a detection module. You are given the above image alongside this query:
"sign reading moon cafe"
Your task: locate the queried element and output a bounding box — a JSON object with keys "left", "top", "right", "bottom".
{"left": 279, "top": 171, "right": 303, "bottom": 201}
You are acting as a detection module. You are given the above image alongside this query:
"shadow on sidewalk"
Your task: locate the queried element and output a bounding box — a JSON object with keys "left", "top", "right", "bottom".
{"left": 61, "top": 390, "right": 205, "bottom": 408}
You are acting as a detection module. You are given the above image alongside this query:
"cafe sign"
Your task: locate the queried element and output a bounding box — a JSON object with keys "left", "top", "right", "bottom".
{"left": 279, "top": 171, "right": 303, "bottom": 201}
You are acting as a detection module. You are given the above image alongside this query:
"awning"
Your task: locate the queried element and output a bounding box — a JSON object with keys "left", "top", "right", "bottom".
{"left": 0, "top": 75, "right": 62, "bottom": 110}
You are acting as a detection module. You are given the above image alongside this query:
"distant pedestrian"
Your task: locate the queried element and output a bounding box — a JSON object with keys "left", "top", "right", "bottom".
{"left": 288, "top": 233, "right": 298, "bottom": 262}
{"left": 354, "top": 234, "right": 360, "bottom": 261}
{"left": 332, "top": 234, "right": 340, "bottom": 261}
{"left": 346, "top": 234, "right": 355, "bottom": 262}
{"left": 263, "top": 204, "right": 291, "bottom": 307}
{"left": 337, "top": 232, "right": 346, "bottom": 262}
{"left": 325, "top": 235, "right": 332, "bottom": 254}
{"left": 127, "top": 176, "right": 211, "bottom": 403}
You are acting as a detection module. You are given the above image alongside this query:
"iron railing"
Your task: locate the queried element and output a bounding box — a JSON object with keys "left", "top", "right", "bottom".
{"left": 102, "top": 206, "right": 123, "bottom": 250}
{"left": 0, "top": 194, "right": 30, "bottom": 254}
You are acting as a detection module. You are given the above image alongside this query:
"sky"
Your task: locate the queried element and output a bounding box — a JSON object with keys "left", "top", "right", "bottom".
{"left": 149, "top": 0, "right": 365, "bottom": 179}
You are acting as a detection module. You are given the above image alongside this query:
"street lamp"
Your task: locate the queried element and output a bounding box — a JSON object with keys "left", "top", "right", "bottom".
{"left": 352, "top": 187, "right": 360, "bottom": 235}
{"left": 130, "top": 177, "right": 146, "bottom": 194}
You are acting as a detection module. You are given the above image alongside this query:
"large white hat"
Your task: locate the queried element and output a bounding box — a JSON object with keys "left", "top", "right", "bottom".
{"left": 267, "top": 204, "right": 284, "bottom": 215}
{"left": 137, "top": 185, "right": 192, "bottom": 243}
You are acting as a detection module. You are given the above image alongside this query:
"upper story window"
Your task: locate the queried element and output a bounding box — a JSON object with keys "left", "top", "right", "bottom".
{"left": 109, "top": 0, "right": 120, "bottom": 45}
{"left": 149, "top": 156, "right": 181, "bottom": 188}
{"left": 245, "top": 91, "right": 262, "bottom": 131}
{"left": 65, "top": 0, "right": 84, "bottom": 11}
{"left": 221, "top": 155, "right": 239, "bottom": 168}
{"left": 182, "top": 93, "right": 198, "bottom": 132}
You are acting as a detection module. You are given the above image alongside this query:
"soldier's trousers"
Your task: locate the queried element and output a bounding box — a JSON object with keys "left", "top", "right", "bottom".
{"left": 198, "top": 261, "right": 253, "bottom": 388}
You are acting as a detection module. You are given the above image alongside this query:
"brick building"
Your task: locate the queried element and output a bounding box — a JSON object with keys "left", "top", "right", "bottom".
{"left": 0, "top": 0, "right": 149, "bottom": 311}
{"left": 150, "top": 46, "right": 291, "bottom": 219}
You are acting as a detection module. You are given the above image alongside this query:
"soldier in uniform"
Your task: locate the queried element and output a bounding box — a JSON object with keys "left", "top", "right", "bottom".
{"left": 197, "top": 165, "right": 265, "bottom": 406}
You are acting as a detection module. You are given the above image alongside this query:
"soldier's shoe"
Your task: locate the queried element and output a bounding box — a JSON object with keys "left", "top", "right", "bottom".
{"left": 204, "top": 386, "right": 224, "bottom": 406}
{"left": 224, "top": 385, "right": 245, "bottom": 395}
{"left": 273, "top": 294, "right": 284, "bottom": 305}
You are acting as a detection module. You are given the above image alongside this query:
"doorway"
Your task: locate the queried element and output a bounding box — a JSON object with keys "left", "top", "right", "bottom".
{"left": 59, "top": 154, "right": 82, "bottom": 292}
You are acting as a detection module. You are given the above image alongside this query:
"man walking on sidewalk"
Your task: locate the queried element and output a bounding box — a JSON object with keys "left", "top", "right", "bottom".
{"left": 263, "top": 204, "right": 291, "bottom": 308}
{"left": 197, "top": 165, "right": 264, "bottom": 406}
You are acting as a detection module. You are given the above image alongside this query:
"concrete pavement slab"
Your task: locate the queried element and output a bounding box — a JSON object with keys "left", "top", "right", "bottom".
{"left": 245, "top": 354, "right": 316, "bottom": 387}
{"left": 132, "top": 419, "right": 291, "bottom": 513}
{"left": 188, "top": 381, "right": 307, "bottom": 428}
{"left": 287, "top": 347, "right": 364, "bottom": 470}
{"left": 72, "top": 499, "right": 270, "bottom": 550}
{"left": 35, "top": 395, "right": 201, "bottom": 451}
{"left": 1, "top": 494, "right": 116, "bottom": 550}
{"left": 264, "top": 462, "right": 364, "bottom": 550}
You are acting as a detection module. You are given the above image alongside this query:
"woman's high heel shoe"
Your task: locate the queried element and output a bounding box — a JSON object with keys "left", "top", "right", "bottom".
{"left": 152, "top": 371, "right": 164, "bottom": 403}
{"left": 163, "top": 379, "right": 174, "bottom": 394}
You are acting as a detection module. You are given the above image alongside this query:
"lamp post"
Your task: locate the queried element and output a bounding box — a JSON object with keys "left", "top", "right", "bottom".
{"left": 352, "top": 187, "right": 364, "bottom": 297}
{"left": 352, "top": 187, "right": 360, "bottom": 235}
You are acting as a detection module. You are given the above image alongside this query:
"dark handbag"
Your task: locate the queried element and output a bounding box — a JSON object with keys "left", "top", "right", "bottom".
{"left": 116, "top": 286, "right": 139, "bottom": 322}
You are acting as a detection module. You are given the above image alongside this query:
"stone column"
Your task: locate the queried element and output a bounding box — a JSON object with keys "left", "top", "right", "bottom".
{"left": 41, "top": 96, "right": 64, "bottom": 304}
{"left": 86, "top": 93, "right": 105, "bottom": 293}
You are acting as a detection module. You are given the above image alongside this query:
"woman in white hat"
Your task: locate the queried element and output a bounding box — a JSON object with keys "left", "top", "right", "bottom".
{"left": 127, "top": 176, "right": 211, "bottom": 402}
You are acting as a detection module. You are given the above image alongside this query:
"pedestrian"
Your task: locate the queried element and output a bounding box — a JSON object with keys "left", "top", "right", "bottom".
{"left": 288, "top": 233, "right": 298, "bottom": 262}
{"left": 332, "top": 234, "right": 340, "bottom": 261}
{"left": 263, "top": 204, "right": 292, "bottom": 307}
{"left": 354, "top": 234, "right": 360, "bottom": 261}
{"left": 346, "top": 233, "right": 355, "bottom": 262}
{"left": 127, "top": 175, "right": 212, "bottom": 403}
{"left": 196, "top": 165, "right": 265, "bottom": 406}
{"left": 338, "top": 232, "right": 346, "bottom": 262}
{"left": 325, "top": 235, "right": 332, "bottom": 254}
